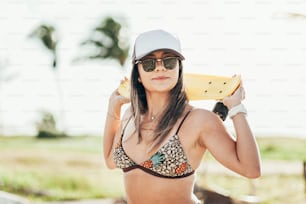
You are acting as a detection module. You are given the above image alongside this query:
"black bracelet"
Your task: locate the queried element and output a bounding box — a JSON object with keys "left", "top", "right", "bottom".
{"left": 212, "top": 102, "right": 228, "bottom": 121}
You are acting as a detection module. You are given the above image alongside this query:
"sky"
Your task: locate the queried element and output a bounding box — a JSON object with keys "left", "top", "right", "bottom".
{"left": 0, "top": 0, "right": 306, "bottom": 138}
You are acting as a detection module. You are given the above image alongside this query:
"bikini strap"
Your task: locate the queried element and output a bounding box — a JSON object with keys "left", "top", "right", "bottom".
{"left": 175, "top": 109, "right": 193, "bottom": 135}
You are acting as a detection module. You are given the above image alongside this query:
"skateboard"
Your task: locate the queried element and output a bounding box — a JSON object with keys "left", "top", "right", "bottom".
{"left": 118, "top": 73, "right": 241, "bottom": 100}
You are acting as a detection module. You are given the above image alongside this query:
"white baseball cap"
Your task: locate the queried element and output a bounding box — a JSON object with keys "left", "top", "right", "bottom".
{"left": 132, "top": 29, "right": 185, "bottom": 63}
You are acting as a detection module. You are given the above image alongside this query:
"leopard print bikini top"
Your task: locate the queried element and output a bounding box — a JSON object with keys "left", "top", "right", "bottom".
{"left": 113, "top": 110, "right": 195, "bottom": 179}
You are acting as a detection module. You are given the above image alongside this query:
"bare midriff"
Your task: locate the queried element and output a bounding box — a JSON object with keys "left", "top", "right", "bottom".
{"left": 123, "top": 169, "right": 198, "bottom": 204}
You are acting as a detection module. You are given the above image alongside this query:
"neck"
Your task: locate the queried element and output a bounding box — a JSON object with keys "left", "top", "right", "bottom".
{"left": 145, "top": 92, "right": 169, "bottom": 121}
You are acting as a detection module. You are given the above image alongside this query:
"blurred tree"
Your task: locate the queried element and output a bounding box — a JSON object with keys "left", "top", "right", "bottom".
{"left": 28, "top": 24, "right": 66, "bottom": 133}
{"left": 77, "top": 16, "right": 130, "bottom": 67}
{"left": 35, "top": 111, "right": 66, "bottom": 138}
{"left": 29, "top": 24, "right": 58, "bottom": 68}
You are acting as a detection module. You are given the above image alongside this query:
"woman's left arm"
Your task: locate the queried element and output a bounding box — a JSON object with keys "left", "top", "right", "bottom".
{"left": 200, "top": 84, "right": 261, "bottom": 178}
{"left": 229, "top": 111, "right": 261, "bottom": 178}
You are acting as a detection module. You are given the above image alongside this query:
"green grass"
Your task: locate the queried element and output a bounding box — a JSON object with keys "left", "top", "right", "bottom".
{"left": 257, "top": 136, "right": 306, "bottom": 161}
{"left": 0, "top": 136, "right": 125, "bottom": 201}
{"left": 197, "top": 173, "right": 305, "bottom": 204}
{"left": 0, "top": 136, "right": 101, "bottom": 154}
{"left": 0, "top": 135, "right": 305, "bottom": 203}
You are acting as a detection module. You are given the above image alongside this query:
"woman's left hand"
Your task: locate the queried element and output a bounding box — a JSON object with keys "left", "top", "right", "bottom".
{"left": 222, "top": 80, "right": 245, "bottom": 109}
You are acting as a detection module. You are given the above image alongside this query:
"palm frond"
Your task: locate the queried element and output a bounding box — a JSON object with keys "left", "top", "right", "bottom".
{"left": 29, "top": 24, "right": 58, "bottom": 68}
{"left": 78, "top": 16, "right": 129, "bottom": 67}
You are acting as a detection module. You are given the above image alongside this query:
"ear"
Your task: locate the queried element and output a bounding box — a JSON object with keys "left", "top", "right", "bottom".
{"left": 138, "top": 77, "right": 142, "bottom": 83}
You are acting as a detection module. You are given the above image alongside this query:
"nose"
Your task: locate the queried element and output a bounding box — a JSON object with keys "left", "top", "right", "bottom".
{"left": 154, "top": 59, "right": 166, "bottom": 72}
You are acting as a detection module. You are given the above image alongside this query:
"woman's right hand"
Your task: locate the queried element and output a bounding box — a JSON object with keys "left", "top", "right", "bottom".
{"left": 110, "top": 77, "right": 131, "bottom": 105}
{"left": 106, "top": 90, "right": 130, "bottom": 120}
{"left": 108, "top": 78, "right": 131, "bottom": 117}
{"left": 109, "top": 89, "right": 130, "bottom": 108}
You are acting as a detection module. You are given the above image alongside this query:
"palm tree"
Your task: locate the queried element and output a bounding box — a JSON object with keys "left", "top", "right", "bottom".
{"left": 29, "top": 24, "right": 66, "bottom": 133}
{"left": 77, "top": 16, "right": 130, "bottom": 67}
{"left": 29, "top": 24, "right": 58, "bottom": 68}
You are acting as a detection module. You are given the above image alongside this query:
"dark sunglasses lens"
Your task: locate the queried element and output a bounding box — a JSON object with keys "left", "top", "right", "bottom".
{"left": 163, "top": 57, "right": 178, "bottom": 70}
{"left": 142, "top": 59, "right": 155, "bottom": 72}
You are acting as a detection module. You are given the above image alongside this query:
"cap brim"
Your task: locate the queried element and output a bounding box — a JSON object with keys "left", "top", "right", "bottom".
{"left": 134, "top": 48, "right": 185, "bottom": 63}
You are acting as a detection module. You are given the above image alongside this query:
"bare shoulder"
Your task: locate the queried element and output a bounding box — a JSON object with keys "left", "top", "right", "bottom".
{"left": 188, "top": 107, "right": 225, "bottom": 133}
{"left": 190, "top": 107, "right": 212, "bottom": 117}
{"left": 189, "top": 107, "right": 221, "bottom": 123}
{"left": 179, "top": 106, "right": 225, "bottom": 148}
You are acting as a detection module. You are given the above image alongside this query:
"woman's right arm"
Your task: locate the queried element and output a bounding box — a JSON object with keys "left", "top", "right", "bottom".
{"left": 103, "top": 90, "right": 130, "bottom": 169}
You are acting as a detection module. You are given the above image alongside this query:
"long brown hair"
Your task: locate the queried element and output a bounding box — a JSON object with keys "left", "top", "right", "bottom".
{"left": 130, "top": 60, "right": 188, "bottom": 150}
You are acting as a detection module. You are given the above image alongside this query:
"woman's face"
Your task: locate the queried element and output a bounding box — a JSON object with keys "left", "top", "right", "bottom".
{"left": 137, "top": 50, "right": 179, "bottom": 94}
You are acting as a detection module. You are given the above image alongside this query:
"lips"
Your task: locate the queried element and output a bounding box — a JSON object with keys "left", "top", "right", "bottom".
{"left": 152, "top": 76, "right": 169, "bottom": 80}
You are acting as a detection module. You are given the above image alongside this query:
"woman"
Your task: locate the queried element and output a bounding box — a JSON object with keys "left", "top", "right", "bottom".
{"left": 103, "top": 29, "right": 261, "bottom": 204}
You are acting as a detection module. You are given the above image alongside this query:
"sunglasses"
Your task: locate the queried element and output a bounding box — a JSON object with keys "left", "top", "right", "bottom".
{"left": 135, "top": 57, "right": 179, "bottom": 72}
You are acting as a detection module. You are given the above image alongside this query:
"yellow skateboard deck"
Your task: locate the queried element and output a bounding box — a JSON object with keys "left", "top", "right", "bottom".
{"left": 184, "top": 73, "right": 241, "bottom": 100}
{"left": 118, "top": 73, "right": 241, "bottom": 100}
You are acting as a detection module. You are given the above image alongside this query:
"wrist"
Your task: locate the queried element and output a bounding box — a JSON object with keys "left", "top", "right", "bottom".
{"left": 228, "top": 103, "right": 247, "bottom": 119}
{"left": 107, "top": 104, "right": 122, "bottom": 120}
{"left": 107, "top": 111, "right": 120, "bottom": 120}
{"left": 223, "top": 100, "right": 241, "bottom": 110}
